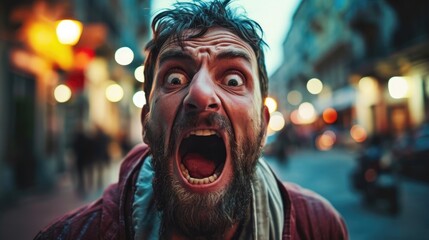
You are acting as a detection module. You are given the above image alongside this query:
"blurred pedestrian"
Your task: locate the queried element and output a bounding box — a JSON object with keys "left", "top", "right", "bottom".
{"left": 118, "top": 130, "right": 132, "bottom": 156}
{"left": 91, "top": 125, "right": 111, "bottom": 190}
{"left": 70, "top": 122, "right": 92, "bottom": 197}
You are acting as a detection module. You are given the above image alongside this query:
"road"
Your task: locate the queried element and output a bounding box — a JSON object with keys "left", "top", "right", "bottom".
{"left": 265, "top": 148, "right": 429, "bottom": 240}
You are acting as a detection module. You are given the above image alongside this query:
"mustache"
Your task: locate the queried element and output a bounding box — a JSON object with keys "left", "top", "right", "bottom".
{"left": 173, "top": 111, "right": 232, "bottom": 133}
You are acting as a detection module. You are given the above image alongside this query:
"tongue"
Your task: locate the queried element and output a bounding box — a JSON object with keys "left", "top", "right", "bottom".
{"left": 182, "top": 153, "right": 216, "bottom": 178}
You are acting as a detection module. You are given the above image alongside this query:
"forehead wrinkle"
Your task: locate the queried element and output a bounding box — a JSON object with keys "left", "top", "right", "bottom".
{"left": 180, "top": 45, "right": 255, "bottom": 68}
{"left": 157, "top": 28, "right": 258, "bottom": 78}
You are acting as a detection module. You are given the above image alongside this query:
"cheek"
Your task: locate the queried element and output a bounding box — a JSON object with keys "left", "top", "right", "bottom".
{"left": 227, "top": 97, "right": 262, "bottom": 138}
{"left": 147, "top": 95, "right": 181, "bottom": 140}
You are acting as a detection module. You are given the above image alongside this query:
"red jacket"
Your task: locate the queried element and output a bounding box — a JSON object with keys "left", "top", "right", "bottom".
{"left": 35, "top": 144, "right": 348, "bottom": 239}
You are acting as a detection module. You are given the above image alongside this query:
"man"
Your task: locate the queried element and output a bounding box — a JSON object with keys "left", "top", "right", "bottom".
{"left": 35, "top": 0, "right": 348, "bottom": 239}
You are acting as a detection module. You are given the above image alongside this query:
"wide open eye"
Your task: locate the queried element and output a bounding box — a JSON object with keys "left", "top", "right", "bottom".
{"left": 222, "top": 72, "right": 244, "bottom": 87}
{"left": 166, "top": 72, "right": 189, "bottom": 85}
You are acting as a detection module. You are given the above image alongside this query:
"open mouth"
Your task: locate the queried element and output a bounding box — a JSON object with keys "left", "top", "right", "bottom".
{"left": 178, "top": 129, "right": 226, "bottom": 185}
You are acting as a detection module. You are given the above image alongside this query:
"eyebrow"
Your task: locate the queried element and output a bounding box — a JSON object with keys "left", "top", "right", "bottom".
{"left": 158, "top": 49, "right": 195, "bottom": 65}
{"left": 216, "top": 50, "right": 252, "bottom": 63}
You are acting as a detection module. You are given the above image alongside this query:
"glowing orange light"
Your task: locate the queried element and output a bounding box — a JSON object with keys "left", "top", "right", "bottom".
{"left": 323, "top": 108, "right": 337, "bottom": 124}
{"left": 350, "top": 125, "right": 367, "bottom": 143}
{"left": 26, "top": 20, "right": 74, "bottom": 70}
{"left": 290, "top": 110, "right": 300, "bottom": 125}
{"left": 315, "top": 130, "right": 336, "bottom": 151}
{"left": 74, "top": 48, "right": 94, "bottom": 70}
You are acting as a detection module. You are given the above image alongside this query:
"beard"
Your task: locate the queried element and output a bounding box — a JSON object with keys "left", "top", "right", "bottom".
{"left": 143, "top": 112, "right": 265, "bottom": 239}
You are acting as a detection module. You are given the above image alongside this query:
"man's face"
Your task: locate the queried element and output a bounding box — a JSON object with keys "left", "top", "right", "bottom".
{"left": 142, "top": 28, "right": 269, "bottom": 237}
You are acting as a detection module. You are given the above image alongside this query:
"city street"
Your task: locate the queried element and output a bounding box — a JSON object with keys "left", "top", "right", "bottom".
{"left": 1, "top": 148, "right": 428, "bottom": 239}
{"left": 2, "top": 1, "right": 428, "bottom": 240}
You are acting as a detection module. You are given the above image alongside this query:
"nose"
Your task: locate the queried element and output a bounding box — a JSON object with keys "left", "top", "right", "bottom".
{"left": 183, "top": 71, "right": 220, "bottom": 113}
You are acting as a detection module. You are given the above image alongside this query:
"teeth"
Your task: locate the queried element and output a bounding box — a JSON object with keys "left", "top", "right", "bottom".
{"left": 180, "top": 163, "right": 218, "bottom": 185}
{"left": 187, "top": 129, "right": 217, "bottom": 137}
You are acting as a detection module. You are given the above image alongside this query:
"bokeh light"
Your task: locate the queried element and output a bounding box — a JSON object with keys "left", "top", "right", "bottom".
{"left": 26, "top": 21, "right": 74, "bottom": 70}
{"left": 358, "top": 76, "right": 377, "bottom": 91}
{"left": 316, "top": 130, "right": 336, "bottom": 151}
{"left": 105, "top": 83, "right": 124, "bottom": 102}
{"left": 290, "top": 110, "right": 300, "bottom": 125}
{"left": 323, "top": 108, "right": 338, "bottom": 124}
{"left": 290, "top": 103, "right": 317, "bottom": 125}
{"left": 56, "top": 20, "right": 83, "bottom": 45}
{"left": 388, "top": 76, "right": 409, "bottom": 99}
{"left": 114, "top": 47, "right": 134, "bottom": 66}
{"left": 298, "top": 102, "right": 316, "bottom": 121}
{"left": 307, "top": 78, "right": 323, "bottom": 94}
{"left": 287, "top": 90, "right": 302, "bottom": 105}
{"left": 134, "top": 66, "right": 145, "bottom": 82}
{"left": 350, "top": 124, "right": 367, "bottom": 143}
{"left": 133, "top": 91, "right": 146, "bottom": 108}
{"left": 268, "top": 111, "right": 285, "bottom": 131}
{"left": 265, "top": 97, "right": 277, "bottom": 113}
{"left": 54, "top": 84, "right": 72, "bottom": 103}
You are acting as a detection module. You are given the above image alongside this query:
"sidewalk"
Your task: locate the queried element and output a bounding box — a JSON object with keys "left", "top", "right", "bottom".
{"left": 0, "top": 160, "right": 121, "bottom": 240}
{"left": 0, "top": 176, "right": 88, "bottom": 239}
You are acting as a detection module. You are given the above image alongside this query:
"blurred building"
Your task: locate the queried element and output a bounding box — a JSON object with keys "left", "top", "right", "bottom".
{"left": 0, "top": 0, "right": 151, "bottom": 202}
{"left": 271, "top": 0, "right": 429, "bottom": 142}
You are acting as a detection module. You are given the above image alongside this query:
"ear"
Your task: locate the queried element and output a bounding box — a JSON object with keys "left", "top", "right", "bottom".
{"left": 141, "top": 104, "right": 150, "bottom": 143}
{"left": 260, "top": 105, "right": 270, "bottom": 147}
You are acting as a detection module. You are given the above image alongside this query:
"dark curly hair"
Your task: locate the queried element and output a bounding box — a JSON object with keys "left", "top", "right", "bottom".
{"left": 143, "top": 0, "right": 268, "bottom": 103}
